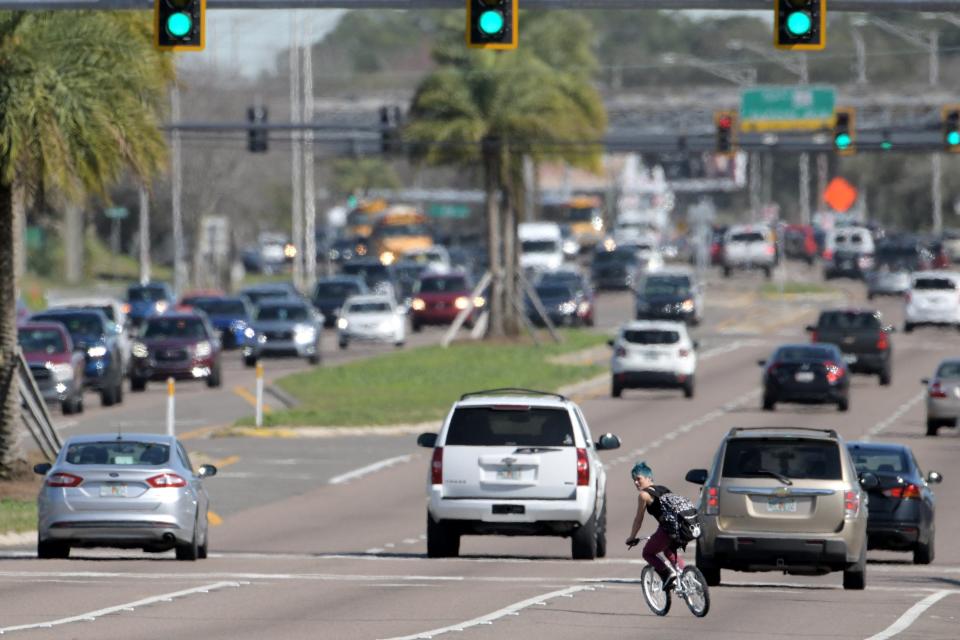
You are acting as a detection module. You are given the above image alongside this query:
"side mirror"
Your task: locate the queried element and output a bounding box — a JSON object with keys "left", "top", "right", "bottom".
{"left": 692, "top": 340, "right": 700, "bottom": 350}
{"left": 596, "top": 433, "right": 621, "bottom": 451}
{"left": 804, "top": 325, "right": 816, "bottom": 332}
{"left": 198, "top": 464, "right": 218, "bottom": 478}
{"left": 685, "top": 468, "right": 708, "bottom": 485}
{"left": 757, "top": 359, "right": 767, "bottom": 367}
{"left": 33, "top": 462, "right": 52, "bottom": 475}
{"left": 859, "top": 472, "right": 880, "bottom": 490}
{"left": 927, "top": 471, "right": 943, "bottom": 484}
{"left": 885, "top": 326, "right": 897, "bottom": 333}
{"left": 606, "top": 338, "right": 615, "bottom": 347}
{"left": 416, "top": 432, "right": 438, "bottom": 448}
{"left": 921, "top": 378, "right": 929, "bottom": 385}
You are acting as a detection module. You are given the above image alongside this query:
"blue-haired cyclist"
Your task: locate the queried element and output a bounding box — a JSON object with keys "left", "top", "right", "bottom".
{"left": 625, "top": 461, "right": 684, "bottom": 590}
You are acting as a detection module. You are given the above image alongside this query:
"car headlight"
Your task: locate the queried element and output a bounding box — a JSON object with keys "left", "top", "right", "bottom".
{"left": 473, "top": 296, "right": 486, "bottom": 308}
{"left": 559, "top": 301, "right": 577, "bottom": 315}
{"left": 131, "top": 342, "right": 149, "bottom": 359}
{"left": 337, "top": 317, "right": 349, "bottom": 330}
{"left": 257, "top": 333, "right": 267, "bottom": 344}
{"left": 294, "top": 324, "right": 316, "bottom": 343}
{"left": 380, "top": 251, "right": 395, "bottom": 266}
{"left": 49, "top": 363, "right": 74, "bottom": 382}
{"left": 680, "top": 299, "right": 695, "bottom": 312}
{"left": 194, "top": 341, "right": 212, "bottom": 358}
{"left": 411, "top": 298, "right": 426, "bottom": 311}
{"left": 592, "top": 217, "right": 604, "bottom": 231}
{"left": 87, "top": 345, "right": 108, "bottom": 358}
{"left": 578, "top": 301, "right": 590, "bottom": 315}
{"left": 454, "top": 296, "right": 469, "bottom": 310}
{"left": 154, "top": 300, "right": 169, "bottom": 314}
{"left": 244, "top": 327, "right": 255, "bottom": 339}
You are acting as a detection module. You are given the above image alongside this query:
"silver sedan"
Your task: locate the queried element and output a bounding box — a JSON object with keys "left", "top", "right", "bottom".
{"left": 924, "top": 359, "right": 960, "bottom": 436}
{"left": 34, "top": 433, "right": 217, "bottom": 560}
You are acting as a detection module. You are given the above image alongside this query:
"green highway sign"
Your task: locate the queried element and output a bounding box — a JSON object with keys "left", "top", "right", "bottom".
{"left": 104, "top": 206, "right": 129, "bottom": 220}
{"left": 428, "top": 204, "right": 471, "bottom": 219}
{"left": 740, "top": 86, "right": 835, "bottom": 132}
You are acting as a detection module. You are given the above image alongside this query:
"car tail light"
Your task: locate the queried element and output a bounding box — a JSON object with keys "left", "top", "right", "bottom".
{"left": 705, "top": 486, "right": 719, "bottom": 515}
{"left": 824, "top": 361, "right": 843, "bottom": 384}
{"left": 766, "top": 361, "right": 781, "bottom": 376}
{"left": 121, "top": 303, "right": 131, "bottom": 314}
{"left": 146, "top": 473, "right": 187, "bottom": 488}
{"left": 576, "top": 448, "right": 589, "bottom": 486}
{"left": 929, "top": 380, "right": 948, "bottom": 398}
{"left": 765, "top": 245, "right": 776, "bottom": 256}
{"left": 876, "top": 332, "right": 889, "bottom": 350}
{"left": 46, "top": 473, "right": 82, "bottom": 488}
{"left": 431, "top": 447, "right": 443, "bottom": 485}
{"left": 823, "top": 248, "right": 833, "bottom": 261}
{"left": 810, "top": 330, "right": 818, "bottom": 343}
{"left": 905, "top": 291, "right": 912, "bottom": 304}
{"left": 615, "top": 346, "right": 626, "bottom": 358}
{"left": 844, "top": 490, "right": 861, "bottom": 518}
{"left": 883, "top": 484, "right": 921, "bottom": 500}
{"left": 678, "top": 348, "right": 690, "bottom": 358}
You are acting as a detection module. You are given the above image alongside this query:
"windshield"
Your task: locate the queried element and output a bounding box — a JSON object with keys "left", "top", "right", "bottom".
{"left": 142, "top": 317, "right": 208, "bottom": 339}
{"left": 379, "top": 224, "right": 430, "bottom": 237}
{"left": 643, "top": 277, "right": 691, "bottom": 297}
{"left": 18, "top": 328, "right": 66, "bottom": 353}
{"left": 445, "top": 407, "right": 575, "bottom": 447}
{"left": 623, "top": 330, "right": 679, "bottom": 345}
{"left": 192, "top": 299, "right": 247, "bottom": 316}
{"left": 127, "top": 286, "right": 168, "bottom": 303}
{"left": 65, "top": 441, "right": 170, "bottom": 466}
{"left": 568, "top": 207, "right": 595, "bottom": 223}
{"left": 315, "top": 282, "right": 361, "bottom": 299}
{"left": 593, "top": 250, "right": 634, "bottom": 265}
{"left": 343, "top": 264, "right": 390, "bottom": 284}
{"left": 535, "top": 285, "right": 572, "bottom": 299}
{"left": 723, "top": 439, "right": 842, "bottom": 480}
{"left": 256, "top": 305, "right": 310, "bottom": 322}
{"left": 243, "top": 290, "right": 289, "bottom": 304}
{"left": 35, "top": 314, "right": 102, "bottom": 337}
{"left": 730, "top": 232, "right": 765, "bottom": 243}
{"left": 346, "top": 302, "right": 392, "bottom": 313}
{"left": 773, "top": 346, "right": 836, "bottom": 362}
{"left": 522, "top": 240, "right": 559, "bottom": 254}
{"left": 418, "top": 277, "right": 467, "bottom": 293}
{"left": 914, "top": 277, "right": 956, "bottom": 290}
{"left": 936, "top": 362, "right": 960, "bottom": 378}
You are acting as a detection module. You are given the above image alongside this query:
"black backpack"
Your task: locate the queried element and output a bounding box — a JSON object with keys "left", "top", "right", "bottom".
{"left": 657, "top": 492, "right": 702, "bottom": 548}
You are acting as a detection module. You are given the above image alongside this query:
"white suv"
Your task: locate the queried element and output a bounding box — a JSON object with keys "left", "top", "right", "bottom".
{"left": 417, "top": 389, "right": 621, "bottom": 560}
{"left": 904, "top": 271, "right": 960, "bottom": 332}
{"left": 610, "top": 320, "right": 697, "bottom": 398}
{"left": 722, "top": 224, "right": 777, "bottom": 279}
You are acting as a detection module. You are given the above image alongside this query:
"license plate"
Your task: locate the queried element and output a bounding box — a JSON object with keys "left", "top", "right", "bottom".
{"left": 100, "top": 484, "right": 128, "bottom": 498}
{"left": 497, "top": 469, "right": 523, "bottom": 480}
{"left": 795, "top": 371, "right": 815, "bottom": 383}
{"left": 843, "top": 354, "right": 857, "bottom": 364}
{"left": 766, "top": 498, "right": 797, "bottom": 513}
{"left": 644, "top": 351, "right": 660, "bottom": 360}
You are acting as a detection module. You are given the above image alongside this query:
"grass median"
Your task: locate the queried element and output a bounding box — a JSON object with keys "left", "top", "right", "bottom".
{"left": 759, "top": 281, "right": 840, "bottom": 298}
{"left": 0, "top": 499, "right": 37, "bottom": 535}
{"left": 240, "top": 329, "right": 608, "bottom": 428}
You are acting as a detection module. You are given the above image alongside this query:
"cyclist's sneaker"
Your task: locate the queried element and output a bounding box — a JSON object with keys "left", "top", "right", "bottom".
{"left": 657, "top": 568, "right": 677, "bottom": 591}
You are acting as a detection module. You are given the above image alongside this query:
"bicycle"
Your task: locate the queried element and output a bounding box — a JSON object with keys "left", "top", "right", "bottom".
{"left": 627, "top": 536, "right": 710, "bottom": 618}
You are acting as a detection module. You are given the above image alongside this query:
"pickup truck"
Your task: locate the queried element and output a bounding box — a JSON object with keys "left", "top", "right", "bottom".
{"left": 721, "top": 225, "right": 776, "bottom": 279}
{"left": 806, "top": 309, "right": 894, "bottom": 386}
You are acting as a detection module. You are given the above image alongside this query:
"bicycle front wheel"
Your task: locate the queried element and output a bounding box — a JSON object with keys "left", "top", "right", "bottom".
{"left": 641, "top": 565, "right": 671, "bottom": 616}
{"left": 680, "top": 566, "right": 710, "bottom": 617}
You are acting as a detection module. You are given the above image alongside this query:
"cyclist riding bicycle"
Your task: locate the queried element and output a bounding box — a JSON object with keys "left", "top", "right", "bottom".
{"left": 626, "top": 461, "right": 684, "bottom": 591}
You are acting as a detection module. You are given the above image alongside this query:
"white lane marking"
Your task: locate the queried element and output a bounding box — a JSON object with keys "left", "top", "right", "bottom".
{"left": 380, "top": 585, "right": 593, "bottom": 640}
{"left": 862, "top": 391, "right": 925, "bottom": 442}
{"left": 328, "top": 454, "right": 413, "bottom": 486}
{"left": 864, "top": 589, "right": 960, "bottom": 640}
{"left": 0, "top": 581, "right": 242, "bottom": 633}
{"left": 698, "top": 339, "right": 764, "bottom": 361}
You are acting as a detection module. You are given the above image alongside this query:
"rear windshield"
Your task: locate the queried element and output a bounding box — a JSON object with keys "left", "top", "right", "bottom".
{"left": 730, "top": 232, "right": 765, "bottom": 243}
{"left": 65, "top": 441, "right": 170, "bottom": 466}
{"left": 418, "top": 277, "right": 467, "bottom": 294}
{"left": 127, "top": 286, "right": 167, "bottom": 302}
{"left": 445, "top": 407, "right": 575, "bottom": 447}
{"left": 817, "top": 312, "right": 881, "bottom": 330}
{"left": 18, "top": 328, "right": 66, "bottom": 353}
{"left": 848, "top": 446, "right": 909, "bottom": 475}
{"left": 192, "top": 299, "right": 247, "bottom": 316}
{"left": 722, "top": 439, "right": 842, "bottom": 480}
{"left": 535, "top": 285, "right": 572, "bottom": 299}
{"left": 142, "top": 317, "right": 208, "bottom": 339}
{"left": 623, "top": 330, "right": 679, "bottom": 345}
{"left": 774, "top": 346, "right": 836, "bottom": 362}
{"left": 914, "top": 277, "right": 956, "bottom": 290}
{"left": 936, "top": 362, "right": 960, "bottom": 378}
{"left": 522, "top": 240, "right": 559, "bottom": 254}
{"left": 256, "top": 305, "right": 310, "bottom": 321}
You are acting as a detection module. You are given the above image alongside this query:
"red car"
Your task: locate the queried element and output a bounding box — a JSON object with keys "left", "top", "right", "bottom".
{"left": 783, "top": 224, "right": 819, "bottom": 264}
{"left": 18, "top": 322, "right": 85, "bottom": 414}
{"left": 410, "top": 273, "right": 483, "bottom": 332}
{"left": 129, "top": 313, "right": 222, "bottom": 391}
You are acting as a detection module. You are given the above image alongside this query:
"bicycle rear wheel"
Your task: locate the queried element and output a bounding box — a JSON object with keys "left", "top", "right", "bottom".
{"left": 640, "top": 565, "right": 671, "bottom": 616}
{"left": 680, "top": 566, "right": 710, "bottom": 617}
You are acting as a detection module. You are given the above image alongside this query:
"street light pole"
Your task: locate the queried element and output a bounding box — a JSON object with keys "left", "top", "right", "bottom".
{"left": 289, "top": 12, "right": 303, "bottom": 292}
{"left": 302, "top": 21, "right": 317, "bottom": 292}
{"left": 171, "top": 84, "right": 185, "bottom": 298}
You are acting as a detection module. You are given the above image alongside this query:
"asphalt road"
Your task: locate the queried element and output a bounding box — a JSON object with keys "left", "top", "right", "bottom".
{"left": 5, "top": 263, "right": 958, "bottom": 639}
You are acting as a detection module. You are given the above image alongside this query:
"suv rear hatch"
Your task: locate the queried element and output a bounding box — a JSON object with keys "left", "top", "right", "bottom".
{"left": 813, "top": 311, "right": 884, "bottom": 359}
{"left": 441, "top": 405, "right": 578, "bottom": 500}
{"left": 618, "top": 328, "right": 683, "bottom": 371}
{"left": 911, "top": 276, "right": 958, "bottom": 310}
{"left": 725, "top": 231, "right": 772, "bottom": 264}
{"left": 716, "top": 438, "right": 845, "bottom": 534}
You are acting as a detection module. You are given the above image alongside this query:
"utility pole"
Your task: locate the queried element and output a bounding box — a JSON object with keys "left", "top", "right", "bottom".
{"left": 138, "top": 185, "right": 151, "bottom": 285}
{"left": 798, "top": 54, "right": 811, "bottom": 226}
{"left": 289, "top": 11, "right": 304, "bottom": 292}
{"left": 171, "top": 84, "right": 185, "bottom": 298}
{"left": 932, "top": 153, "right": 943, "bottom": 234}
{"left": 852, "top": 28, "right": 867, "bottom": 85}
{"left": 749, "top": 153, "right": 761, "bottom": 222}
{"left": 302, "top": 23, "right": 317, "bottom": 292}
{"left": 816, "top": 153, "right": 829, "bottom": 218}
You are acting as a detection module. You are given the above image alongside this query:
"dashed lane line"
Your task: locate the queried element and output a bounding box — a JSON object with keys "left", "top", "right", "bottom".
{"left": 328, "top": 454, "right": 414, "bottom": 486}
{"left": 864, "top": 589, "right": 960, "bottom": 640}
{"left": 862, "top": 391, "right": 925, "bottom": 442}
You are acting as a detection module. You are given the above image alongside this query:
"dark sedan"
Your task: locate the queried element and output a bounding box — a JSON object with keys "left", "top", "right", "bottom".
{"left": 591, "top": 247, "right": 641, "bottom": 291}
{"left": 129, "top": 314, "right": 222, "bottom": 391}
{"left": 526, "top": 283, "right": 585, "bottom": 327}
{"left": 537, "top": 268, "right": 595, "bottom": 326}
{"left": 188, "top": 296, "right": 256, "bottom": 350}
{"left": 312, "top": 276, "right": 369, "bottom": 327}
{"left": 759, "top": 343, "right": 851, "bottom": 412}
{"left": 848, "top": 441, "right": 941, "bottom": 564}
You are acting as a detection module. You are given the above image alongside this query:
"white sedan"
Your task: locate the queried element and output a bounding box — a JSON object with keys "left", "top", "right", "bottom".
{"left": 337, "top": 294, "right": 406, "bottom": 349}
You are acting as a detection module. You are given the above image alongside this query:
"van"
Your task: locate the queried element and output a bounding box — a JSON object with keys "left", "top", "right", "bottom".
{"left": 824, "top": 227, "right": 875, "bottom": 279}
{"left": 519, "top": 222, "right": 564, "bottom": 273}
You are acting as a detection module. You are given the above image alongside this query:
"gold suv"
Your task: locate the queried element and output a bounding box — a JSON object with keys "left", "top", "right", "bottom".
{"left": 685, "top": 427, "right": 869, "bottom": 590}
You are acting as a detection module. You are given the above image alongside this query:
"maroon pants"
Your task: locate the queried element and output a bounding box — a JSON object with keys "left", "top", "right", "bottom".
{"left": 642, "top": 527, "right": 685, "bottom": 575}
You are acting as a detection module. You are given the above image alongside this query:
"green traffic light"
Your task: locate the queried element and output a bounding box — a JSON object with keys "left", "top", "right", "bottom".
{"left": 881, "top": 141, "right": 893, "bottom": 150}
{"left": 166, "top": 12, "right": 192, "bottom": 38}
{"left": 835, "top": 133, "right": 852, "bottom": 150}
{"left": 478, "top": 9, "right": 505, "bottom": 35}
{"left": 948, "top": 131, "right": 960, "bottom": 146}
{"left": 786, "top": 11, "right": 813, "bottom": 36}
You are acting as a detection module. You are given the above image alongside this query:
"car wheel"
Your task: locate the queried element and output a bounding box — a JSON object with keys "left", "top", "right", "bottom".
{"left": 867, "top": 292, "right": 875, "bottom": 301}
{"left": 75, "top": 396, "right": 84, "bottom": 414}
{"left": 926, "top": 419, "right": 940, "bottom": 437}
{"left": 37, "top": 538, "right": 69, "bottom": 560}
{"left": 308, "top": 352, "right": 321, "bottom": 365}
{"left": 904, "top": 323, "right": 914, "bottom": 333}
{"left": 595, "top": 500, "right": 608, "bottom": 559}
{"left": 243, "top": 354, "right": 258, "bottom": 368}
{"left": 571, "top": 511, "right": 598, "bottom": 560}
{"left": 412, "top": 321, "right": 422, "bottom": 333}
{"left": 426, "top": 512, "right": 459, "bottom": 558}
{"left": 61, "top": 398, "right": 75, "bottom": 415}
{"left": 722, "top": 266, "right": 731, "bottom": 278}
{"left": 114, "top": 380, "right": 123, "bottom": 404}
{"left": 762, "top": 395, "right": 776, "bottom": 411}
{"left": 176, "top": 519, "right": 200, "bottom": 561}
{"left": 843, "top": 548, "right": 867, "bottom": 590}
{"left": 206, "top": 366, "right": 222, "bottom": 388}
{"left": 683, "top": 376, "right": 695, "bottom": 399}
{"left": 131, "top": 376, "right": 147, "bottom": 392}
{"left": 838, "top": 396, "right": 849, "bottom": 412}
{"left": 198, "top": 526, "right": 209, "bottom": 560}
{"left": 394, "top": 341, "right": 405, "bottom": 348}
{"left": 338, "top": 339, "right": 349, "bottom": 350}
{"left": 914, "top": 531, "right": 934, "bottom": 565}
{"left": 695, "top": 544, "right": 720, "bottom": 587}
{"left": 611, "top": 379, "right": 622, "bottom": 399}
{"left": 100, "top": 386, "right": 116, "bottom": 407}
{"left": 879, "top": 369, "right": 891, "bottom": 386}
{"left": 763, "top": 266, "right": 772, "bottom": 280}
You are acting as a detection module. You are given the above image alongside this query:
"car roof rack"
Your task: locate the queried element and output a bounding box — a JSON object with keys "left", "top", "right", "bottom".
{"left": 459, "top": 388, "right": 567, "bottom": 402}
{"left": 728, "top": 426, "right": 839, "bottom": 438}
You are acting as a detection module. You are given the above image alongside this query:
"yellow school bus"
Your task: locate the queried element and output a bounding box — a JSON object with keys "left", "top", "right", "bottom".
{"left": 346, "top": 199, "right": 388, "bottom": 239}
{"left": 370, "top": 205, "right": 433, "bottom": 265}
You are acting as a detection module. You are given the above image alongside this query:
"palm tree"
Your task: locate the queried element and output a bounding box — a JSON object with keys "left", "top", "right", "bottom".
{"left": 405, "top": 28, "right": 606, "bottom": 337}
{"left": 0, "top": 11, "right": 173, "bottom": 475}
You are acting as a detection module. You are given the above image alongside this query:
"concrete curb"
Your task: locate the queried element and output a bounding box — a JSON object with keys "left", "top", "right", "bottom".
{"left": 0, "top": 531, "right": 35, "bottom": 547}
{"left": 265, "top": 384, "right": 299, "bottom": 409}
{"left": 217, "top": 422, "right": 439, "bottom": 439}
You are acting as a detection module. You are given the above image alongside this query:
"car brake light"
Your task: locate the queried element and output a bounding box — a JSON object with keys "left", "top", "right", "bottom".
{"left": 876, "top": 332, "right": 889, "bottom": 350}
{"left": 705, "top": 486, "right": 719, "bottom": 515}
{"left": 146, "top": 473, "right": 187, "bottom": 488}
{"left": 824, "top": 361, "right": 843, "bottom": 384}
{"left": 929, "top": 381, "right": 948, "bottom": 398}
{"left": 810, "top": 330, "right": 818, "bottom": 343}
{"left": 615, "top": 346, "right": 626, "bottom": 358}
{"left": 823, "top": 248, "right": 833, "bottom": 260}
{"left": 766, "top": 361, "right": 781, "bottom": 376}
{"left": 905, "top": 291, "right": 912, "bottom": 304}
{"left": 765, "top": 245, "right": 776, "bottom": 256}
{"left": 576, "top": 448, "right": 589, "bottom": 486}
{"left": 844, "top": 490, "right": 861, "bottom": 518}
{"left": 46, "top": 472, "right": 83, "bottom": 488}
{"left": 431, "top": 447, "right": 443, "bottom": 485}
{"left": 882, "top": 484, "right": 921, "bottom": 499}
{"left": 678, "top": 348, "right": 690, "bottom": 358}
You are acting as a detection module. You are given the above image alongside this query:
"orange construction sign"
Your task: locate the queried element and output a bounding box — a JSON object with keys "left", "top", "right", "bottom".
{"left": 823, "top": 177, "right": 858, "bottom": 213}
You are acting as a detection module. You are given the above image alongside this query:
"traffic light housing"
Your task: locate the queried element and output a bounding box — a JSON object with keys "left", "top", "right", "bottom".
{"left": 155, "top": 0, "right": 205, "bottom": 51}
{"left": 943, "top": 105, "right": 960, "bottom": 153}
{"left": 775, "top": 0, "right": 825, "bottom": 51}
{"left": 247, "top": 106, "right": 268, "bottom": 153}
{"left": 833, "top": 107, "right": 855, "bottom": 156}
{"left": 467, "top": 0, "right": 518, "bottom": 51}
{"left": 715, "top": 111, "right": 737, "bottom": 155}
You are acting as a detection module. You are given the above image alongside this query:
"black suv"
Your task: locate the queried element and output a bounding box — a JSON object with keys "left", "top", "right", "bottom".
{"left": 806, "top": 309, "right": 894, "bottom": 386}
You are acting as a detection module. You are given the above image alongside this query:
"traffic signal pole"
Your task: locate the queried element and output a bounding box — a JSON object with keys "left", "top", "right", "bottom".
{"left": 289, "top": 12, "right": 304, "bottom": 292}
{"left": 303, "top": 26, "right": 317, "bottom": 290}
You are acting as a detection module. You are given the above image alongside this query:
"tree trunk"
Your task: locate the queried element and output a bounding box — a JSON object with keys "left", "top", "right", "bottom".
{"left": 502, "top": 183, "right": 519, "bottom": 337}
{"left": 0, "top": 181, "right": 27, "bottom": 478}
{"left": 64, "top": 202, "right": 83, "bottom": 284}
{"left": 483, "top": 138, "right": 504, "bottom": 338}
